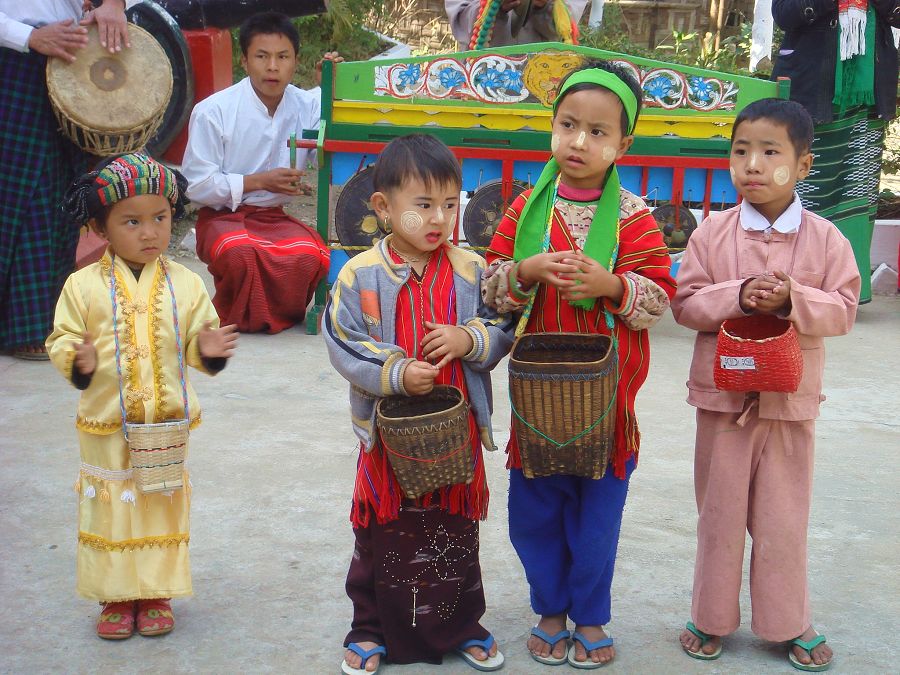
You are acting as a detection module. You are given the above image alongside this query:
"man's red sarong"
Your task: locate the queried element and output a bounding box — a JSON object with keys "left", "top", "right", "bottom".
{"left": 195, "top": 205, "right": 329, "bottom": 334}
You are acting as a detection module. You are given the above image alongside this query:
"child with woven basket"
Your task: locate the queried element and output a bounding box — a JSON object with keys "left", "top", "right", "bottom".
{"left": 46, "top": 153, "right": 238, "bottom": 640}
{"left": 324, "top": 134, "right": 515, "bottom": 674}
{"left": 672, "top": 98, "right": 861, "bottom": 671}
{"left": 481, "top": 60, "right": 676, "bottom": 668}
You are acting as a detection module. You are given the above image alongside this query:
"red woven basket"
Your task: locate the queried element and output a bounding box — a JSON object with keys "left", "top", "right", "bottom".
{"left": 714, "top": 314, "right": 803, "bottom": 393}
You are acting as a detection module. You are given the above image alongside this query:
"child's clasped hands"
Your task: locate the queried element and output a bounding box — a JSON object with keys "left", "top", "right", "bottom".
{"left": 740, "top": 270, "right": 792, "bottom": 314}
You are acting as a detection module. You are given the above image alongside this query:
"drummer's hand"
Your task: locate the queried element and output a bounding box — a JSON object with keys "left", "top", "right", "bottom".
{"left": 315, "top": 51, "right": 344, "bottom": 85}
{"left": 28, "top": 20, "right": 88, "bottom": 62}
{"left": 81, "top": 0, "right": 130, "bottom": 54}
{"left": 244, "top": 168, "right": 305, "bottom": 195}
{"left": 500, "top": 0, "right": 521, "bottom": 12}
{"left": 198, "top": 322, "right": 239, "bottom": 359}
{"left": 402, "top": 360, "right": 439, "bottom": 396}
{"left": 421, "top": 322, "right": 473, "bottom": 371}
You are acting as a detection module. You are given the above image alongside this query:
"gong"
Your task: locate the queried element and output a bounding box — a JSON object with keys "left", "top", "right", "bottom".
{"left": 652, "top": 204, "right": 698, "bottom": 251}
{"left": 126, "top": 1, "right": 194, "bottom": 156}
{"left": 462, "top": 179, "right": 528, "bottom": 254}
{"left": 334, "top": 166, "right": 388, "bottom": 257}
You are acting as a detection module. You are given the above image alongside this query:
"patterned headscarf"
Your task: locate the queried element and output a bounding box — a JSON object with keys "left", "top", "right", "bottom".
{"left": 64, "top": 153, "right": 188, "bottom": 225}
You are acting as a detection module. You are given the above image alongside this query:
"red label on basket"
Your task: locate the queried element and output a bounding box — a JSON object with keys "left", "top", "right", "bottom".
{"left": 720, "top": 356, "right": 756, "bottom": 370}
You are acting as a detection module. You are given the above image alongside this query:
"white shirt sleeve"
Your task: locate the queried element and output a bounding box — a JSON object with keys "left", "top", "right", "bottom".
{"left": 182, "top": 106, "right": 245, "bottom": 212}
{"left": 0, "top": 13, "right": 36, "bottom": 51}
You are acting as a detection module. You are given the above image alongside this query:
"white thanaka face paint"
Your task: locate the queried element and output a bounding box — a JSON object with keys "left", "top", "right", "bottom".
{"left": 748, "top": 152, "right": 760, "bottom": 170}
{"left": 773, "top": 165, "right": 791, "bottom": 186}
{"left": 551, "top": 134, "right": 560, "bottom": 152}
{"left": 400, "top": 210, "right": 424, "bottom": 233}
{"left": 730, "top": 166, "right": 737, "bottom": 182}
{"left": 601, "top": 146, "right": 616, "bottom": 162}
{"left": 574, "top": 131, "right": 586, "bottom": 149}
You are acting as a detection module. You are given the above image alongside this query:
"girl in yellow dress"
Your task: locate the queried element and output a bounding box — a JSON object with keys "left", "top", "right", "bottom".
{"left": 47, "top": 153, "right": 238, "bottom": 639}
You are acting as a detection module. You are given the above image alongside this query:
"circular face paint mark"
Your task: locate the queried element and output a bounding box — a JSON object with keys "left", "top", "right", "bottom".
{"left": 601, "top": 146, "right": 616, "bottom": 162}
{"left": 400, "top": 210, "right": 424, "bottom": 233}
{"left": 773, "top": 165, "right": 790, "bottom": 186}
{"left": 551, "top": 134, "right": 560, "bottom": 152}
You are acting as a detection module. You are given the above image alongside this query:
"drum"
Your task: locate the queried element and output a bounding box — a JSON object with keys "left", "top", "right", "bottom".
{"left": 46, "top": 24, "right": 173, "bottom": 156}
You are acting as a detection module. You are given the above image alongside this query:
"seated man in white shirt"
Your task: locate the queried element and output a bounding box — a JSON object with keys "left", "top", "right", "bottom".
{"left": 182, "top": 11, "right": 337, "bottom": 334}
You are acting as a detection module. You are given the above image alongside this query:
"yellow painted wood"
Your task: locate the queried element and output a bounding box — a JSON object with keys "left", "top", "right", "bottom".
{"left": 333, "top": 101, "right": 734, "bottom": 138}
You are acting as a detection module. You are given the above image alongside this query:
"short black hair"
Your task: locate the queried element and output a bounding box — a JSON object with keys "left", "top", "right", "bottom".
{"left": 731, "top": 98, "right": 814, "bottom": 156}
{"left": 372, "top": 134, "right": 462, "bottom": 194}
{"left": 239, "top": 12, "right": 299, "bottom": 56}
{"left": 555, "top": 59, "right": 643, "bottom": 136}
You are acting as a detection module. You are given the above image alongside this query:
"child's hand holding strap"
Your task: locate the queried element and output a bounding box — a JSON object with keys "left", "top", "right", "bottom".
{"left": 197, "top": 321, "right": 239, "bottom": 359}
{"left": 402, "top": 360, "right": 439, "bottom": 396}
{"left": 558, "top": 251, "right": 625, "bottom": 304}
{"left": 74, "top": 331, "right": 97, "bottom": 376}
{"left": 420, "top": 321, "right": 474, "bottom": 370}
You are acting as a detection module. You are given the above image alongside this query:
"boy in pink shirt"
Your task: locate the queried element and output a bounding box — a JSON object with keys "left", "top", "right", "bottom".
{"left": 672, "top": 98, "right": 860, "bottom": 672}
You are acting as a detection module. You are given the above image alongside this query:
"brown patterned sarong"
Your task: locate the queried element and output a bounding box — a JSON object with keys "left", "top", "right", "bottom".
{"left": 344, "top": 503, "right": 489, "bottom": 665}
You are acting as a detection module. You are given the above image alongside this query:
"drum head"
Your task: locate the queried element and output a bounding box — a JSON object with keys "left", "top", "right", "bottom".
{"left": 126, "top": 1, "right": 194, "bottom": 155}
{"left": 334, "top": 166, "right": 389, "bottom": 257}
{"left": 46, "top": 24, "right": 172, "bottom": 134}
{"left": 651, "top": 204, "right": 698, "bottom": 250}
{"left": 463, "top": 179, "right": 527, "bottom": 254}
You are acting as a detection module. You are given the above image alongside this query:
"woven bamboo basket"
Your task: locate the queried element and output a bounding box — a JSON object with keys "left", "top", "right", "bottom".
{"left": 509, "top": 333, "right": 617, "bottom": 479}
{"left": 376, "top": 385, "right": 473, "bottom": 498}
{"left": 714, "top": 314, "right": 803, "bottom": 393}
{"left": 126, "top": 419, "right": 188, "bottom": 493}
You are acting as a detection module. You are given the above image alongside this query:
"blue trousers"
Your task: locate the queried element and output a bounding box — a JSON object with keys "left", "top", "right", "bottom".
{"left": 508, "top": 459, "right": 634, "bottom": 626}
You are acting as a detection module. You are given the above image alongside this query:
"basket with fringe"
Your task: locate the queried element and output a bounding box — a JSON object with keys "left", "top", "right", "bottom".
{"left": 714, "top": 314, "right": 803, "bottom": 393}
{"left": 509, "top": 333, "right": 617, "bottom": 480}
{"left": 126, "top": 420, "right": 188, "bottom": 493}
{"left": 376, "top": 385, "right": 473, "bottom": 499}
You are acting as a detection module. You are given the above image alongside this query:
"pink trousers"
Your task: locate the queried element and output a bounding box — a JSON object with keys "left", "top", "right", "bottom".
{"left": 691, "top": 405, "right": 815, "bottom": 641}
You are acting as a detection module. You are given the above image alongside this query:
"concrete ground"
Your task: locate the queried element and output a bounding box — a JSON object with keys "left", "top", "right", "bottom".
{"left": 1, "top": 257, "right": 897, "bottom": 674}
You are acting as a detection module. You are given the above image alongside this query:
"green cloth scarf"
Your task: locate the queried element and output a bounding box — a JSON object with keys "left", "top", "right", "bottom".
{"left": 833, "top": 5, "right": 876, "bottom": 112}
{"left": 512, "top": 69, "right": 638, "bottom": 311}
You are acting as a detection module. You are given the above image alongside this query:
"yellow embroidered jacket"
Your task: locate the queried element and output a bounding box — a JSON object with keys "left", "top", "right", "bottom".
{"left": 47, "top": 250, "right": 220, "bottom": 433}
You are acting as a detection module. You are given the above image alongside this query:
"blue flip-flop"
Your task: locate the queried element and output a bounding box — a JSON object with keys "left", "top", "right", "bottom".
{"left": 683, "top": 621, "right": 722, "bottom": 661}
{"left": 341, "top": 643, "right": 386, "bottom": 675}
{"left": 529, "top": 626, "right": 571, "bottom": 666}
{"left": 457, "top": 634, "right": 505, "bottom": 671}
{"left": 567, "top": 630, "right": 614, "bottom": 669}
{"left": 789, "top": 634, "right": 832, "bottom": 672}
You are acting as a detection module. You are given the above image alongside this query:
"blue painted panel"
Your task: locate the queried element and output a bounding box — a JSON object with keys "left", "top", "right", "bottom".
{"left": 511, "top": 161, "right": 545, "bottom": 187}
{"left": 618, "top": 165, "right": 642, "bottom": 195}
{"left": 460, "top": 158, "right": 502, "bottom": 192}
{"left": 682, "top": 168, "right": 707, "bottom": 204}
{"left": 332, "top": 152, "right": 376, "bottom": 186}
{"left": 710, "top": 169, "right": 738, "bottom": 206}
{"left": 645, "top": 167, "right": 674, "bottom": 202}
{"left": 328, "top": 248, "right": 350, "bottom": 284}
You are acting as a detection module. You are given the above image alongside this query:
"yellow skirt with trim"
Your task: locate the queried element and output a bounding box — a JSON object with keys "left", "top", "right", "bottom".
{"left": 75, "top": 430, "right": 192, "bottom": 601}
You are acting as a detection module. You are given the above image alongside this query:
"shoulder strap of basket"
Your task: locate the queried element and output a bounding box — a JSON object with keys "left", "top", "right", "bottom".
{"left": 109, "top": 255, "right": 190, "bottom": 436}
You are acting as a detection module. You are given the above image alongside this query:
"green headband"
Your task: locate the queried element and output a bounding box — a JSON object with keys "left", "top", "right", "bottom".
{"left": 553, "top": 69, "right": 639, "bottom": 135}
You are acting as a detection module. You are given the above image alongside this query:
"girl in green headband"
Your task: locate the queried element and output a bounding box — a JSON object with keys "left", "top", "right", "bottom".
{"left": 483, "top": 60, "right": 676, "bottom": 668}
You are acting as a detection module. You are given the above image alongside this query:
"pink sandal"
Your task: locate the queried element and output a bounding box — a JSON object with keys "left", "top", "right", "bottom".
{"left": 136, "top": 598, "right": 175, "bottom": 636}
{"left": 96, "top": 601, "right": 136, "bottom": 640}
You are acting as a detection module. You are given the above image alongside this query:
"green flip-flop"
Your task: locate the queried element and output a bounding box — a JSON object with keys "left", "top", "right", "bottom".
{"left": 683, "top": 621, "right": 722, "bottom": 661}
{"left": 789, "top": 634, "right": 832, "bottom": 672}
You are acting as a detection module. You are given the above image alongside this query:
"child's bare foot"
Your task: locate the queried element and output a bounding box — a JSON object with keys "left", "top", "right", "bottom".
{"left": 570, "top": 624, "right": 615, "bottom": 666}
{"left": 342, "top": 641, "right": 384, "bottom": 673}
{"left": 680, "top": 621, "right": 722, "bottom": 659}
{"left": 528, "top": 613, "right": 569, "bottom": 662}
{"left": 789, "top": 627, "right": 833, "bottom": 670}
